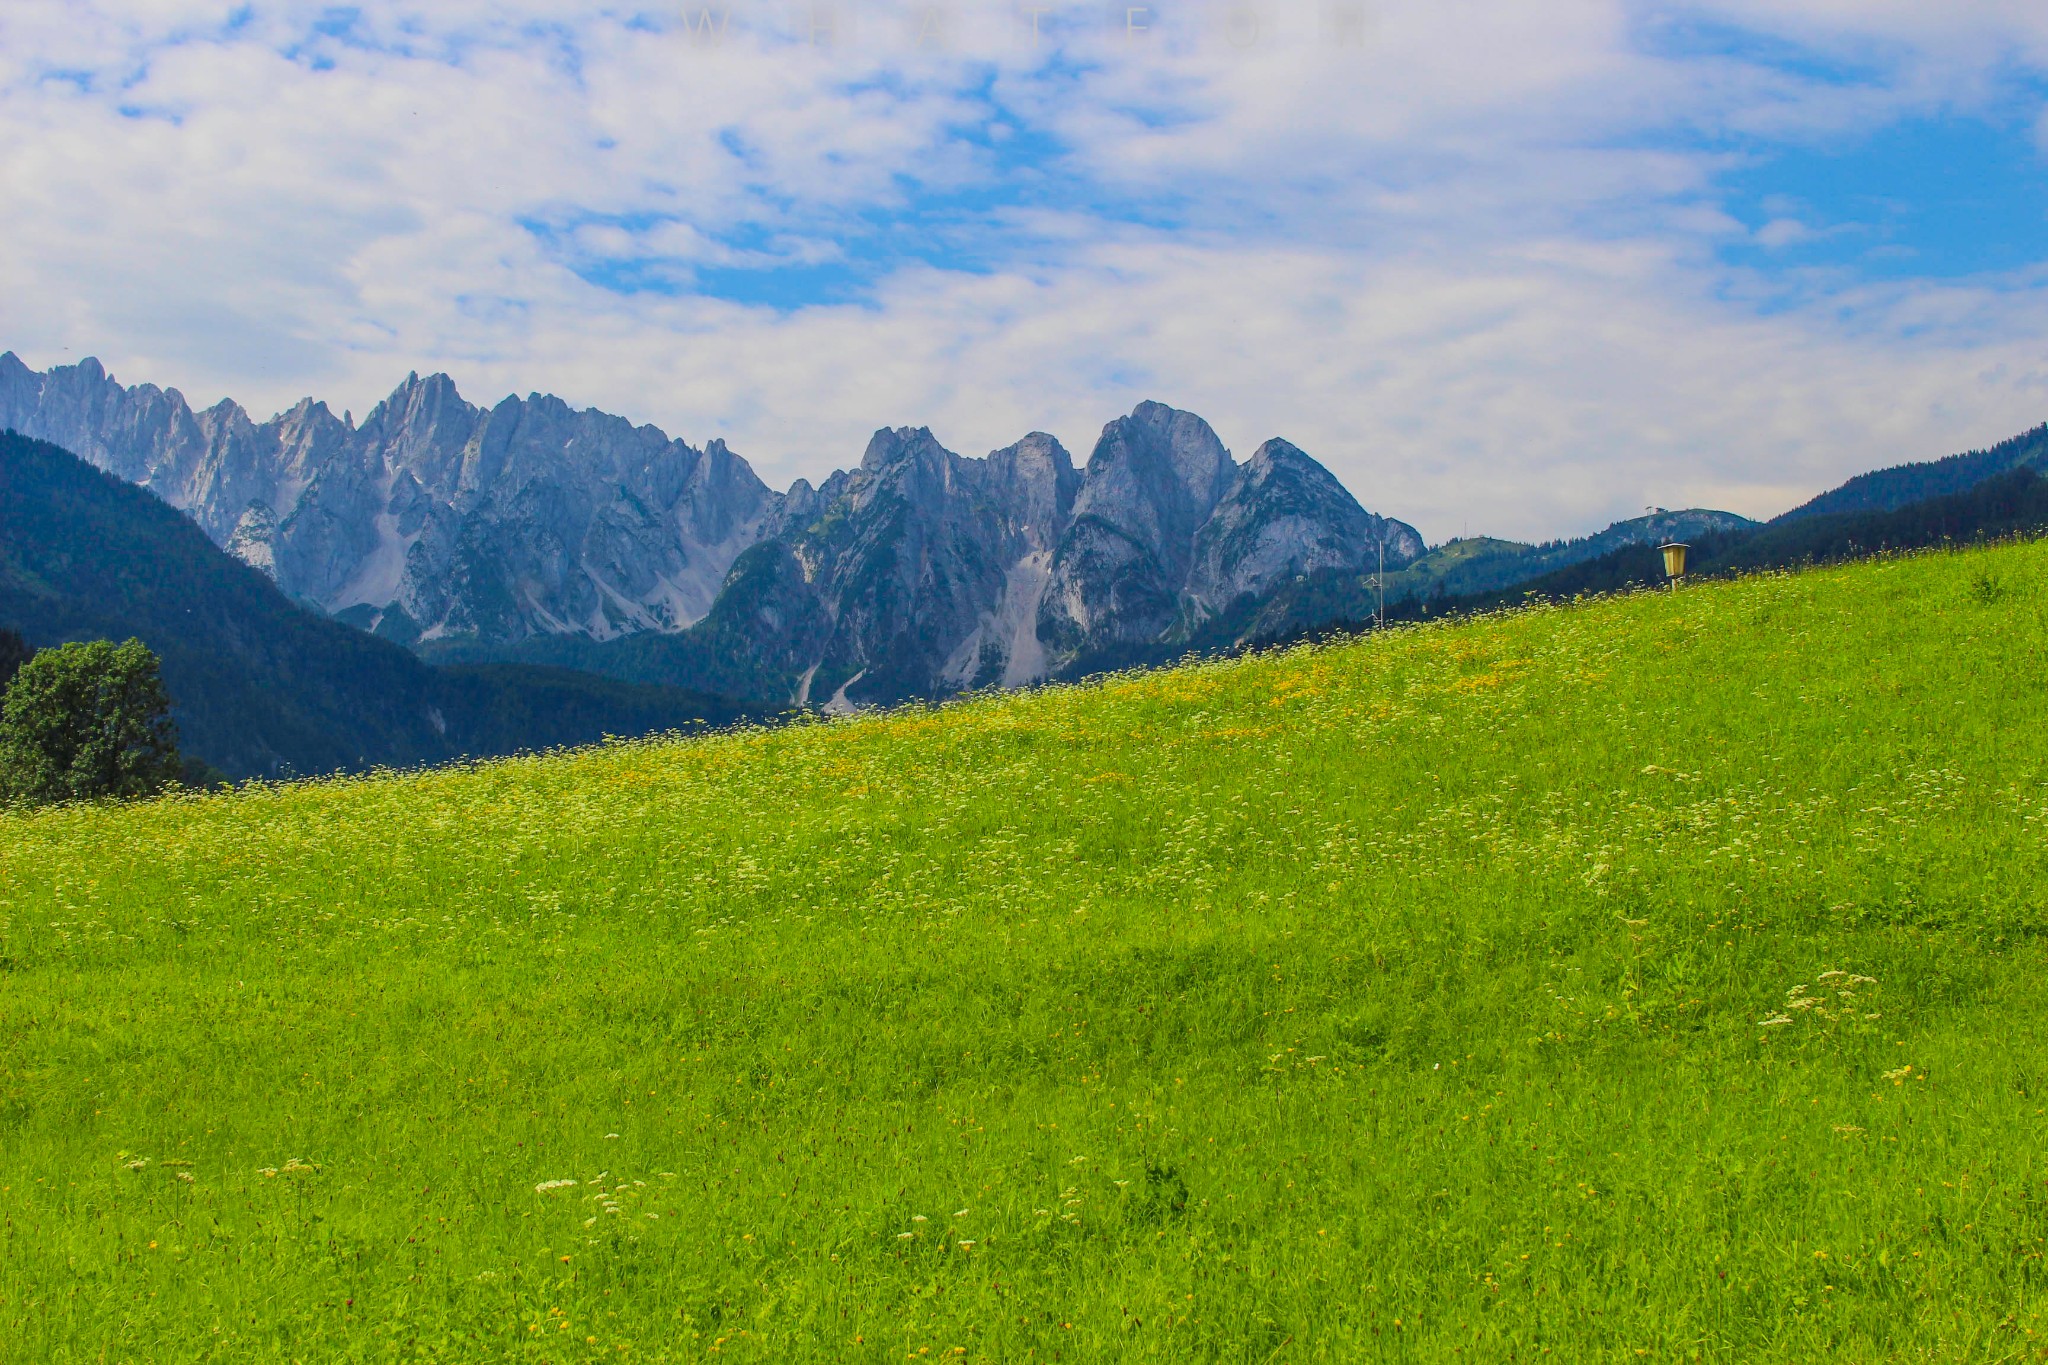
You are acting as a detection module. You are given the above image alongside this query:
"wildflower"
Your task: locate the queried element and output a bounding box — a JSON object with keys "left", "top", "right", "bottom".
{"left": 175, "top": 1171, "right": 195, "bottom": 1184}
{"left": 1758, "top": 1016, "right": 1792, "bottom": 1027}
{"left": 535, "top": 1179, "right": 578, "bottom": 1193}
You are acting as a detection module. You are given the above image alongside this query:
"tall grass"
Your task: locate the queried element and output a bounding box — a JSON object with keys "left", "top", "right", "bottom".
{"left": 4, "top": 544, "right": 2048, "bottom": 1361}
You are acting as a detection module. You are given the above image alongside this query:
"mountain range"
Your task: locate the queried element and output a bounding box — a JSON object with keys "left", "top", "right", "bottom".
{"left": 0, "top": 354, "right": 1435, "bottom": 707}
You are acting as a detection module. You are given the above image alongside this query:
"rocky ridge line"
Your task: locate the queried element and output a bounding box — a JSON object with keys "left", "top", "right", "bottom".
{"left": 0, "top": 353, "right": 1425, "bottom": 705}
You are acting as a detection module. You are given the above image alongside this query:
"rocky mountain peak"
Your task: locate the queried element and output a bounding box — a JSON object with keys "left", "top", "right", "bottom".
{"left": 984, "top": 432, "right": 1078, "bottom": 553}
{"left": 860, "top": 425, "right": 949, "bottom": 473}
{"left": 1035, "top": 402, "right": 1243, "bottom": 666}
{"left": 1183, "top": 436, "right": 1424, "bottom": 621}
{"left": 1072, "top": 403, "right": 1236, "bottom": 569}
{"left": 1242, "top": 435, "right": 1312, "bottom": 474}
{"left": 1122, "top": 400, "right": 1237, "bottom": 513}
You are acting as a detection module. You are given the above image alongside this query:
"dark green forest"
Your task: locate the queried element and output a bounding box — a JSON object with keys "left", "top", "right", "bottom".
{"left": 1777, "top": 419, "right": 2048, "bottom": 519}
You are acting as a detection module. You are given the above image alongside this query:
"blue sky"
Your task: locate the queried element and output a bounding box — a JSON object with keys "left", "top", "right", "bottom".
{"left": 1713, "top": 114, "right": 2048, "bottom": 282}
{"left": 2, "top": 1, "right": 2046, "bottom": 540}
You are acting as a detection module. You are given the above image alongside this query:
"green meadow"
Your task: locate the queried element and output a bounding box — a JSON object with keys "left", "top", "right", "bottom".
{"left": 6, "top": 542, "right": 2048, "bottom": 1362}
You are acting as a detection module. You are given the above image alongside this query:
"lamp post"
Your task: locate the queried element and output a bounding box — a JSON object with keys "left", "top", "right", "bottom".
{"left": 1659, "top": 542, "right": 1689, "bottom": 589}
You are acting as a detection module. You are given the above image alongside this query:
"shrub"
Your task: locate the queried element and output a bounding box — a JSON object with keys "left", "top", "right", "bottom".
{"left": 0, "top": 637, "right": 182, "bottom": 806}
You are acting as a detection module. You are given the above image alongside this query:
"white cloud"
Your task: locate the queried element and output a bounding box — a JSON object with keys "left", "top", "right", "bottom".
{"left": 0, "top": 0, "right": 2045, "bottom": 542}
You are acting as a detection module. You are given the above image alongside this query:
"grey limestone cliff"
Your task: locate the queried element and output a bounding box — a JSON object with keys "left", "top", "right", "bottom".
{"left": 1184, "top": 437, "right": 1426, "bottom": 622}
{"left": 1037, "top": 401, "right": 1237, "bottom": 668}
{"left": 0, "top": 353, "right": 1423, "bottom": 706}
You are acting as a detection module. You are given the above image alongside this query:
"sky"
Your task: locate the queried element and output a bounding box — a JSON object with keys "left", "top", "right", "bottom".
{"left": 2, "top": 2, "right": 2046, "bottom": 542}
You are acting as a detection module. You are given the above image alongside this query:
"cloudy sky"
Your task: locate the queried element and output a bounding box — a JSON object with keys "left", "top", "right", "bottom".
{"left": 2, "top": 1, "right": 2046, "bottom": 541}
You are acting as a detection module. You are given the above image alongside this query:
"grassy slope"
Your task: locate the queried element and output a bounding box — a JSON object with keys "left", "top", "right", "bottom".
{"left": 4, "top": 543, "right": 2048, "bottom": 1361}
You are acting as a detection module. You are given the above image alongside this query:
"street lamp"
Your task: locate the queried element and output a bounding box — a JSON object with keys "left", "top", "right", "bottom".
{"left": 1659, "top": 542, "right": 1689, "bottom": 587}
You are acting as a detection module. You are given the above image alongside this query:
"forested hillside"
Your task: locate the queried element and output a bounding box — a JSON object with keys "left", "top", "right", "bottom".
{"left": 1778, "top": 420, "right": 2048, "bottom": 520}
